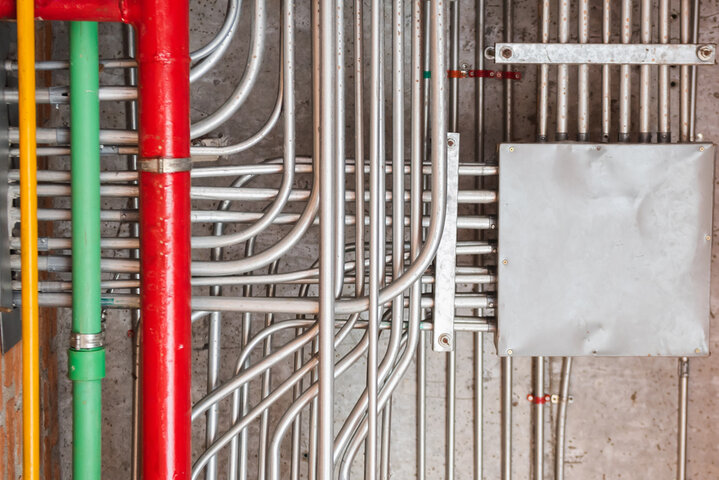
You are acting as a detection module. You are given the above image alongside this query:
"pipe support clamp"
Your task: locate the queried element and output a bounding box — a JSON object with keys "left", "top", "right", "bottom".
{"left": 70, "top": 330, "right": 105, "bottom": 350}
{"left": 139, "top": 157, "right": 192, "bottom": 173}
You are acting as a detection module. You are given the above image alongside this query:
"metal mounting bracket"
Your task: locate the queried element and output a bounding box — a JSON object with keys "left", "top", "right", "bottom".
{"left": 493, "top": 43, "right": 716, "bottom": 65}
{"left": 433, "top": 133, "right": 460, "bottom": 352}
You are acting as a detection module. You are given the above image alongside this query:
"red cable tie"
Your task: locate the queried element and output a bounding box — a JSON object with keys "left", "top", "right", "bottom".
{"left": 496, "top": 70, "right": 522, "bottom": 80}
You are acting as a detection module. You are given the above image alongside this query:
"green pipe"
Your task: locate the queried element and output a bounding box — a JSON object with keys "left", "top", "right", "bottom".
{"left": 69, "top": 21, "right": 104, "bottom": 480}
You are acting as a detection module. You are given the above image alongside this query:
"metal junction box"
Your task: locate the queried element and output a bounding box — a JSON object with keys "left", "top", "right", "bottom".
{"left": 497, "top": 143, "right": 714, "bottom": 357}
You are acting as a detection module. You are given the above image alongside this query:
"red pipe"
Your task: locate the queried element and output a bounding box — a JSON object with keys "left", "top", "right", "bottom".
{"left": 136, "top": 0, "right": 192, "bottom": 479}
{"left": 0, "top": 1, "right": 192, "bottom": 479}
{"left": 0, "top": 0, "right": 136, "bottom": 22}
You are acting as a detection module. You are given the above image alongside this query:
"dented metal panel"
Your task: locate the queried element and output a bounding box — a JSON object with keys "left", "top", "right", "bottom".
{"left": 497, "top": 143, "right": 714, "bottom": 357}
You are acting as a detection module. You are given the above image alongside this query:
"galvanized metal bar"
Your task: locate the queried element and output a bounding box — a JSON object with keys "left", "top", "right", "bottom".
{"left": 433, "top": 133, "right": 460, "bottom": 352}
{"left": 494, "top": 43, "right": 716, "bottom": 65}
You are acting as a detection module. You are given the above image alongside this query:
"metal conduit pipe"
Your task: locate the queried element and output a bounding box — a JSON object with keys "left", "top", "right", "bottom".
{"left": 555, "top": 357, "right": 573, "bottom": 480}
{"left": 1, "top": 86, "right": 137, "bottom": 104}
{"left": 5, "top": 1, "right": 714, "bottom": 479}
{"left": 333, "top": 0, "right": 447, "bottom": 462}
{"left": 12, "top": 183, "right": 497, "bottom": 207}
{"left": 189, "top": 0, "right": 265, "bottom": 138}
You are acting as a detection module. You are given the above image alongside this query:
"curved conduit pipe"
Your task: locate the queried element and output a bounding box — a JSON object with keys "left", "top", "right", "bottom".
{"left": 69, "top": 21, "right": 105, "bottom": 479}
{"left": 190, "top": 0, "right": 265, "bottom": 138}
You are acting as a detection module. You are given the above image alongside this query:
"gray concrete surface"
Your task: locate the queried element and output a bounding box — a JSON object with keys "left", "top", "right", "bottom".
{"left": 38, "top": 0, "right": 719, "bottom": 478}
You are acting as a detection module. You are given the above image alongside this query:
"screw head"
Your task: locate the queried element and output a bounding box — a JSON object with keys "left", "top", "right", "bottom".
{"left": 695, "top": 347, "right": 701, "bottom": 354}
{"left": 699, "top": 146, "right": 705, "bottom": 152}
{"left": 506, "top": 348, "right": 513, "bottom": 355}
{"left": 500, "top": 47, "right": 513, "bottom": 59}
{"left": 502, "top": 259, "right": 508, "bottom": 265}
{"left": 438, "top": 334, "right": 452, "bottom": 348}
{"left": 508, "top": 146, "right": 515, "bottom": 152}
{"left": 697, "top": 45, "right": 714, "bottom": 61}
{"left": 448, "top": 138, "right": 455, "bottom": 147}
{"left": 705, "top": 235, "right": 711, "bottom": 241}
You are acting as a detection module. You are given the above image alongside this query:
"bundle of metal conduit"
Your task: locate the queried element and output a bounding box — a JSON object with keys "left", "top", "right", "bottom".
{"left": 0, "top": 0, "right": 715, "bottom": 479}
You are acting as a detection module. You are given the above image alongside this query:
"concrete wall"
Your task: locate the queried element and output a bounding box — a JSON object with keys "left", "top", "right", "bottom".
{"left": 31, "top": 0, "right": 719, "bottom": 478}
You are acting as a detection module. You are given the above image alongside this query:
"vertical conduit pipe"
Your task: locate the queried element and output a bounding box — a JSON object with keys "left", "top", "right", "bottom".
{"left": 555, "top": 357, "right": 572, "bottom": 480}
{"left": 136, "top": 0, "right": 192, "bottom": 478}
{"left": 555, "top": 0, "right": 568, "bottom": 140}
{"left": 618, "top": 0, "right": 632, "bottom": 142}
{"left": 69, "top": 21, "right": 105, "bottom": 480}
{"left": 531, "top": 358, "right": 544, "bottom": 480}
{"left": 601, "top": 0, "right": 611, "bottom": 141}
{"left": 318, "top": 0, "right": 337, "bottom": 476}
{"left": 502, "top": 2, "right": 513, "bottom": 479}
{"left": 689, "top": 0, "right": 700, "bottom": 140}
{"left": 680, "top": 0, "right": 691, "bottom": 141}
{"left": 658, "top": 0, "right": 671, "bottom": 142}
{"left": 367, "top": 0, "right": 382, "bottom": 473}
{"left": 17, "top": 0, "right": 40, "bottom": 477}
{"left": 537, "top": 0, "right": 549, "bottom": 141}
{"left": 577, "top": 0, "right": 589, "bottom": 140}
{"left": 677, "top": 357, "right": 689, "bottom": 480}
{"left": 638, "top": 0, "right": 651, "bottom": 142}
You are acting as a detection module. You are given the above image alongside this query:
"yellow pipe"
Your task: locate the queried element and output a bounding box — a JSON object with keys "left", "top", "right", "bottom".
{"left": 18, "top": 0, "right": 40, "bottom": 478}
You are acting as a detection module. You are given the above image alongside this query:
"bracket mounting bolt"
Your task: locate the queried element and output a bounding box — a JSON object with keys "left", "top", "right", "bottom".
{"left": 697, "top": 45, "right": 714, "bottom": 62}
{"left": 438, "top": 334, "right": 452, "bottom": 348}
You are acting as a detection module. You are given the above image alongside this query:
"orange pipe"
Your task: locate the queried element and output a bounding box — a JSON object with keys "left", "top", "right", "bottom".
{"left": 17, "top": 0, "right": 40, "bottom": 478}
